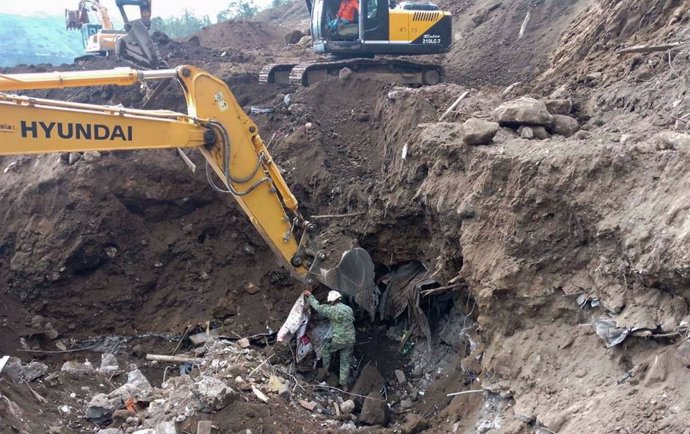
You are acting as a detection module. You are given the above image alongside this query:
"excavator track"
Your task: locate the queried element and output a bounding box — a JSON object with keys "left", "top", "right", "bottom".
{"left": 259, "top": 63, "right": 297, "bottom": 86}
{"left": 260, "top": 58, "right": 445, "bottom": 87}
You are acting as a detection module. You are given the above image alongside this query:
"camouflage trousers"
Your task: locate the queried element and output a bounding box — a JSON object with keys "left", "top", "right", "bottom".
{"left": 323, "top": 340, "right": 353, "bottom": 386}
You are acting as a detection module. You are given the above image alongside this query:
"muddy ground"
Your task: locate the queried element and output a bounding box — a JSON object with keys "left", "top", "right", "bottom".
{"left": 1, "top": 0, "right": 690, "bottom": 433}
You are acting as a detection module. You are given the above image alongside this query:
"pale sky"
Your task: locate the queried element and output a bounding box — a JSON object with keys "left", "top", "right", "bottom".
{"left": 0, "top": 0, "right": 268, "bottom": 20}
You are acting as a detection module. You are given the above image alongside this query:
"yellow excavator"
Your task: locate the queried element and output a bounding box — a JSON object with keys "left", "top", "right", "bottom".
{"left": 0, "top": 65, "right": 378, "bottom": 316}
{"left": 66, "top": 0, "right": 161, "bottom": 68}
{"left": 260, "top": 0, "right": 453, "bottom": 86}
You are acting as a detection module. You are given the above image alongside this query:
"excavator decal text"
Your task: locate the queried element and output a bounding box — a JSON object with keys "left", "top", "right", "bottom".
{"left": 20, "top": 121, "right": 133, "bottom": 141}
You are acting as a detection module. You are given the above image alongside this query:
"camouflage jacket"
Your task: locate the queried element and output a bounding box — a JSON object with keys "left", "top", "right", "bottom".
{"left": 307, "top": 295, "right": 355, "bottom": 345}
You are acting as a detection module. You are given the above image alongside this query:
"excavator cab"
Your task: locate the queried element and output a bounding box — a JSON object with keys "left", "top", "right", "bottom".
{"left": 311, "top": 0, "right": 451, "bottom": 56}
{"left": 261, "top": 0, "right": 451, "bottom": 86}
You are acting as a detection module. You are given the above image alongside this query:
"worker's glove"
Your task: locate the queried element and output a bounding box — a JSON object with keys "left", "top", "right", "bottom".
{"left": 303, "top": 290, "right": 312, "bottom": 298}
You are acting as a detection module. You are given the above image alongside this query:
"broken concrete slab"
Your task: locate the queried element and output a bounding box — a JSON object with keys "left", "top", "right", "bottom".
{"left": 192, "top": 377, "right": 236, "bottom": 412}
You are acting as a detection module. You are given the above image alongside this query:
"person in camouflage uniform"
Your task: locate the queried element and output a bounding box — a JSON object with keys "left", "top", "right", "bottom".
{"left": 303, "top": 289, "right": 355, "bottom": 389}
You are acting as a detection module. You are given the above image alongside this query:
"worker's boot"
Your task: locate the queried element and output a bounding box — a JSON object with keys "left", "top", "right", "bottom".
{"left": 317, "top": 368, "right": 329, "bottom": 381}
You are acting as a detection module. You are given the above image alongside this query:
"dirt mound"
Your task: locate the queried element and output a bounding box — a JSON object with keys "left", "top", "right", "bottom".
{"left": 440, "top": 0, "right": 592, "bottom": 86}
{"left": 255, "top": 0, "right": 310, "bottom": 30}
{"left": 194, "top": 20, "right": 284, "bottom": 51}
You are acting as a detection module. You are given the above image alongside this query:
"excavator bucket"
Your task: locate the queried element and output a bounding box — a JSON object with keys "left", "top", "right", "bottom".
{"left": 65, "top": 8, "right": 86, "bottom": 30}
{"left": 317, "top": 247, "right": 379, "bottom": 320}
{"left": 115, "top": 19, "right": 162, "bottom": 69}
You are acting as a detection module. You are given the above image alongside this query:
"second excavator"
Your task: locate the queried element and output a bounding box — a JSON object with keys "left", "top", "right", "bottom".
{"left": 260, "top": 0, "right": 452, "bottom": 86}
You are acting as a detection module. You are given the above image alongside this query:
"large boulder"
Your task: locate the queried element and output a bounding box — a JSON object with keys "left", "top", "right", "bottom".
{"left": 493, "top": 97, "right": 554, "bottom": 127}
{"left": 351, "top": 365, "right": 384, "bottom": 405}
{"left": 463, "top": 118, "right": 499, "bottom": 146}
{"left": 544, "top": 99, "right": 572, "bottom": 115}
{"left": 359, "top": 392, "right": 389, "bottom": 426}
{"left": 547, "top": 114, "right": 580, "bottom": 137}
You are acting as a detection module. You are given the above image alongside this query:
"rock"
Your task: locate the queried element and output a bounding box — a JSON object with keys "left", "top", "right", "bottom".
{"left": 339, "top": 67, "right": 353, "bottom": 80}
{"left": 399, "top": 399, "right": 414, "bottom": 410}
{"left": 278, "top": 383, "right": 290, "bottom": 397}
{"left": 44, "top": 328, "right": 59, "bottom": 340}
{"left": 285, "top": 30, "right": 304, "bottom": 44}
{"left": 532, "top": 126, "right": 550, "bottom": 140}
{"left": 105, "top": 246, "right": 118, "bottom": 259}
{"left": 213, "top": 298, "right": 238, "bottom": 318}
{"left": 7, "top": 357, "right": 48, "bottom": 382}
{"left": 267, "top": 375, "right": 284, "bottom": 393}
{"left": 400, "top": 413, "right": 428, "bottom": 434}
{"left": 244, "top": 282, "right": 260, "bottom": 294}
{"left": 299, "top": 399, "right": 317, "bottom": 411}
{"left": 656, "top": 131, "right": 690, "bottom": 150}
{"left": 97, "top": 429, "right": 125, "bottom": 434}
{"left": 340, "top": 399, "right": 355, "bottom": 415}
{"left": 493, "top": 97, "right": 554, "bottom": 127}
{"left": 112, "top": 409, "right": 135, "bottom": 423}
{"left": 61, "top": 360, "right": 94, "bottom": 375}
{"left": 127, "top": 370, "right": 152, "bottom": 395}
{"left": 86, "top": 393, "right": 121, "bottom": 421}
{"left": 154, "top": 421, "right": 177, "bottom": 434}
{"left": 100, "top": 353, "right": 119, "bottom": 373}
{"left": 674, "top": 341, "right": 690, "bottom": 366}
{"left": 196, "top": 421, "right": 213, "bottom": 434}
{"left": 192, "top": 377, "right": 235, "bottom": 412}
{"left": 288, "top": 103, "right": 307, "bottom": 115}
{"left": 574, "top": 130, "right": 591, "bottom": 140}
{"left": 544, "top": 99, "right": 572, "bottom": 115}
{"left": 83, "top": 151, "right": 102, "bottom": 163}
{"left": 359, "top": 392, "right": 389, "bottom": 426}
{"left": 394, "top": 369, "right": 407, "bottom": 385}
{"left": 132, "top": 430, "right": 155, "bottom": 434}
{"left": 351, "top": 365, "right": 384, "bottom": 403}
{"left": 297, "top": 35, "right": 312, "bottom": 46}
{"left": 237, "top": 338, "right": 250, "bottom": 348}
{"left": 644, "top": 354, "right": 668, "bottom": 386}
{"left": 68, "top": 152, "right": 82, "bottom": 165}
{"left": 547, "top": 114, "right": 580, "bottom": 137}
{"left": 518, "top": 126, "right": 534, "bottom": 139}
{"left": 462, "top": 118, "right": 499, "bottom": 146}
{"left": 242, "top": 244, "right": 255, "bottom": 255}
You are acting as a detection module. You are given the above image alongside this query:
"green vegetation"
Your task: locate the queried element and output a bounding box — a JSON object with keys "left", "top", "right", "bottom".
{"left": 0, "top": 14, "right": 83, "bottom": 67}
{"left": 217, "top": 0, "right": 260, "bottom": 21}
{"left": 151, "top": 11, "right": 211, "bottom": 39}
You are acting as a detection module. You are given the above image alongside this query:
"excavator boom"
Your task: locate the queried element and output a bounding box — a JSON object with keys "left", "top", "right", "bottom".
{"left": 0, "top": 66, "right": 377, "bottom": 315}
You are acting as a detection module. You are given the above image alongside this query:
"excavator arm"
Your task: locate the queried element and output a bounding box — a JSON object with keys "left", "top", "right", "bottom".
{"left": 0, "top": 66, "right": 377, "bottom": 313}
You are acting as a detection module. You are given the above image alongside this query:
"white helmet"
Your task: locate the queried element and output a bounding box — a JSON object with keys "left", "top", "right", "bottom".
{"left": 327, "top": 290, "right": 342, "bottom": 303}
